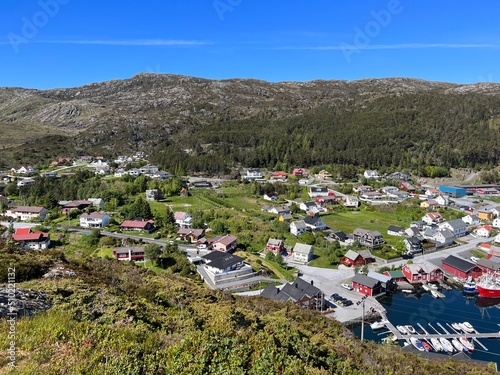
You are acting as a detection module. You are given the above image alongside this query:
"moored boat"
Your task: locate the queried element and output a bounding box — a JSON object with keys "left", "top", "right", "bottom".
{"left": 370, "top": 320, "right": 387, "bottom": 330}
{"left": 451, "top": 338, "right": 467, "bottom": 352}
{"left": 459, "top": 337, "right": 475, "bottom": 352}
{"left": 460, "top": 322, "right": 475, "bottom": 333}
{"left": 463, "top": 278, "right": 478, "bottom": 294}
{"left": 422, "top": 284, "right": 431, "bottom": 292}
{"left": 410, "top": 337, "right": 426, "bottom": 351}
{"left": 421, "top": 341, "right": 432, "bottom": 352}
{"left": 405, "top": 325, "right": 416, "bottom": 334}
{"left": 431, "top": 290, "right": 445, "bottom": 298}
{"left": 429, "top": 283, "right": 438, "bottom": 290}
{"left": 477, "top": 272, "right": 500, "bottom": 298}
{"left": 451, "top": 322, "right": 462, "bottom": 332}
{"left": 396, "top": 325, "right": 408, "bottom": 334}
{"left": 439, "top": 337, "right": 454, "bottom": 353}
{"left": 430, "top": 337, "right": 443, "bottom": 352}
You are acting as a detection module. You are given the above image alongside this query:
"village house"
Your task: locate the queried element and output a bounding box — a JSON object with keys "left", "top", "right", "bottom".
{"left": 344, "top": 196, "right": 360, "bottom": 208}
{"left": 424, "top": 188, "right": 440, "bottom": 197}
{"left": 492, "top": 218, "right": 500, "bottom": 229}
{"left": 439, "top": 219, "right": 468, "bottom": 238}
{"left": 387, "top": 225, "right": 405, "bottom": 236}
{"left": 17, "top": 179, "right": 36, "bottom": 187}
{"left": 291, "top": 168, "right": 309, "bottom": 177}
{"left": 265, "top": 238, "right": 286, "bottom": 255}
{"left": 315, "top": 195, "right": 337, "bottom": 207}
{"left": 113, "top": 246, "right": 145, "bottom": 261}
{"left": 352, "top": 228, "right": 385, "bottom": 247}
{"left": 383, "top": 269, "right": 407, "bottom": 283}
{"left": 269, "top": 205, "right": 291, "bottom": 216}
{"left": 402, "top": 263, "right": 444, "bottom": 283}
{"left": 263, "top": 192, "right": 279, "bottom": 201}
{"left": 299, "top": 201, "right": 317, "bottom": 212}
{"left": 303, "top": 215, "right": 327, "bottom": 231}
{"left": 381, "top": 186, "right": 399, "bottom": 194}
{"left": 404, "top": 236, "right": 423, "bottom": 253}
{"left": 478, "top": 209, "right": 494, "bottom": 221}
{"left": 367, "top": 271, "right": 395, "bottom": 294}
{"left": 120, "top": 219, "right": 155, "bottom": 233}
{"left": 260, "top": 278, "right": 325, "bottom": 311}
{"left": 422, "top": 212, "right": 444, "bottom": 225}
{"left": 11, "top": 165, "right": 35, "bottom": 175}
{"left": 177, "top": 228, "right": 205, "bottom": 243}
{"left": 292, "top": 243, "right": 314, "bottom": 263}
{"left": 174, "top": 211, "right": 192, "bottom": 228}
{"left": 331, "top": 231, "right": 354, "bottom": 245}
{"left": 341, "top": 250, "right": 365, "bottom": 267}
{"left": 61, "top": 200, "right": 93, "bottom": 213}
{"left": 441, "top": 255, "right": 483, "bottom": 280}
{"left": 279, "top": 212, "right": 293, "bottom": 221}
{"left": 474, "top": 225, "right": 493, "bottom": 238}
{"left": 360, "top": 191, "right": 385, "bottom": 201}
{"left": 352, "top": 274, "right": 381, "bottom": 296}
{"left": 363, "top": 170, "right": 380, "bottom": 179}
{"left": 354, "top": 185, "right": 373, "bottom": 193}
{"left": 309, "top": 186, "right": 329, "bottom": 198}
{"left": 12, "top": 228, "right": 50, "bottom": 250}
{"left": 317, "top": 170, "right": 332, "bottom": 179}
{"left": 270, "top": 171, "right": 287, "bottom": 181}
{"left": 6, "top": 206, "right": 49, "bottom": 222}
{"left": 420, "top": 200, "right": 440, "bottom": 210}
{"left": 199, "top": 251, "right": 253, "bottom": 288}
{"left": 210, "top": 234, "right": 238, "bottom": 253}
{"left": 423, "top": 228, "right": 455, "bottom": 247}
{"left": 492, "top": 206, "right": 500, "bottom": 217}
{"left": 79, "top": 212, "right": 110, "bottom": 228}
{"left": 290, "top": 220, "right": 307, "bottom": 236}
{"left": 399, "top": 181, "right": 416, "bottom": 192}
{"left": 146, "top": 189, "right": 162, "bottom": 201}
{"left": 435, "top": 194, "right": 449, "bottom": 206}
{"left": 462, "top": 214, "right": 480, "bottom": 226}
{"left": 242, "top": 169, "right": 263, "bottom": 180}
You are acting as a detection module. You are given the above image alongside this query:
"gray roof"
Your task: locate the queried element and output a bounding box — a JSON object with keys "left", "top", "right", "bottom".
{"left": 303, "top": 215, "right": 323, "bottom": 226}
{"left": 260, "top": 284, "right": 290, "bottom": 302}
{"left": 476, "top": 258, "right": 500, "bottom": 271}
{"left": 202, "top": 251, "right": 244, "bottom": 270}
{"left": 291, "top": 220, "right": 307, "bottom": 229}
{"left": 293, "top": 243, "right": 313, "bottom": 255}
{"left": 344, "top": 250, "right": 361, "bottom": 261}
{"left": 267, "top": 238, "right": 283, "bottom": 246}
{"left": 352, "top": 274, "right": 380, "bottom": 289}
{"left": 367, "top": 271, "right": 392, "bottom": 284}
{"left": 280, "top": 278, "right": 322, "bottom": 302}
{"left": 441, "top": 255, "right": 477, "bottom": 273}
{"left": 445, "top": 219, "right": 467, "bottom": 230}
{"left": 388, "top": 225, "right": 404, "bottom": 232}
{"left": 302, "top": 201, "right": 317, "bottom": 208}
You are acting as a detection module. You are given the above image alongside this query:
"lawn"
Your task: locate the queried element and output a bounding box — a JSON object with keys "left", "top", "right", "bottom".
{"left": 236, "top": 251, "right": 296, "bottom": 281}
{"left": 308, "top": 247, "right": 338, "bottom": 269}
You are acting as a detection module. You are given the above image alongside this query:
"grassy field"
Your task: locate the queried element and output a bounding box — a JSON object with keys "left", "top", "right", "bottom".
{"left": 237, "top": 251, "right": 296, "bottom": 281}
{"left": 308, "top": 247, "right": 338, "bottom": 269}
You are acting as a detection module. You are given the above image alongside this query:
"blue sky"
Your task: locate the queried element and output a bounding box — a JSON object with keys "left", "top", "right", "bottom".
{"left": 1, "top": 0, "right": 499, "bottom": 89}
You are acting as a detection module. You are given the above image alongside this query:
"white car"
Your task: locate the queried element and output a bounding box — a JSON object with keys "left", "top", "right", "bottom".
{"left": 471, "top": 256, "right": 479, "bottom": 263}
{"left": 341, "top": 283, "right": 353, "bottom": 291}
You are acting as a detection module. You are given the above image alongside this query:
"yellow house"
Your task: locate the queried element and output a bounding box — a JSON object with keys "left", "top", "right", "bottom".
{"left": 478, "top": 210, "right": 494, "bottom": 221}
{"left": 318, "top": 169, "right": 332, "bottom": 179}
{"left": 420, "top": 200, "right": 439, "bottom": 209}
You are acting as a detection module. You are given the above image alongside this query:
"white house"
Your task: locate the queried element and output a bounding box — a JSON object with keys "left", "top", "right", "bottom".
{"left": 475, "top": 225, "right": 493, "bottom": 238}
{"left": 12, "top": 228, "right": 50, "bottom": 250}
{"left": 303, "top": 215, "right": 327, "bottom": 231}
{"left": 363, "top": 170, "right": 380, "bottom": 179}
{"left": 381, "top": 186, "right": 399, "bottom": 194}
{"left": 309, "top": 187, "right": 329, "bottom": 198}
{"left": 495, "top": 234, "right": 500, "bottom": 244}
{"left": 462, "top": 214, "right": 480, "bottom": 226}
{"left": 174, "top": 211, "right": 192, "bottom": 228}
{"left": 299, "top": 201, "right": 317, "bottom": 212}
{"left": 435, "top": 194, "right": 449, "bottom": 206}
{"left": 387, "top": 225, "right": 405, "bottom": 236}
{"left": 492, "top": 206, "right": 500, "bottom": 217}
{"left": 422, "top": 212, "right": 444, "bottom": 225}
{"left": 6, "top": 206, "right": 49, "bottom": 221}
{"left": 424, "top": 188, "right": 440, "bottom": 198}
{"left": 439, "top": 219, "right": 468, "bottom": 238}
{"left": 292, "top": 243, "right": 314, "bottom": 263}
{"left": 344, "top": 196, "right": 360, "bottom": 208}
{"left": 493, "top": 218, "right": 500, "bottom": 229}
{"left": 243, "top": 169, "right": 262, "bottom": 179}
{"left": 79, "top": 212, "right": 110, "bottom": 228}
{"left": 290, "top": 220, "right": 307, "bottom": 236}
{"left": 263, "top": 193, "right": 279, "bottom": 201}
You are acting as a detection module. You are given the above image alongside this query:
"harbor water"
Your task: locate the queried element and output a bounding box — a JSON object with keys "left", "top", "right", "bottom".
{"left": 352, "top": 288, "right": 500, "bottom": 368}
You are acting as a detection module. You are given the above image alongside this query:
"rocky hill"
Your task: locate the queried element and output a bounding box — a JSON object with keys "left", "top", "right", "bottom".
{"left": 1, "top": 74, "right": 500, "bottom": 170}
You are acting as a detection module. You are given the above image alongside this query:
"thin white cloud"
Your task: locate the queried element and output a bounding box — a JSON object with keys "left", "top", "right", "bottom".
{"left": 272, "top": 43, "right": 498, "bottom": 50}
{"left": 34, "top": 39, "right": 214, "bottom": 46}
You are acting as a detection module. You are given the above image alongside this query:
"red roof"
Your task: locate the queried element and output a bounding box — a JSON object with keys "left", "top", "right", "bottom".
{"left": 13, "top": 228, "right": 49, "bottom": 241}
{"left": 216, "top": 234, "right": 238, "bottom": 246}
{"left": 120, "top": 220, "right": 152, "bottom": 228}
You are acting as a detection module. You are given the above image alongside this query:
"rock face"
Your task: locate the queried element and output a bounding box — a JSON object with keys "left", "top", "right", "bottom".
{"left": 1, "top": 73, "right": 500, "bottom": 166}
{"left": 0, "top": 287, "right": 51, "bottom": 318}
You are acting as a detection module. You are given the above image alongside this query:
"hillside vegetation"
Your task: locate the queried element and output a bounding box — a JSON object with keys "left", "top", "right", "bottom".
{"left": 0, "top": 247, "right": 496, "bottom": 374}
{"left": 1, "top": 75, "right": 500, "bottom": 173}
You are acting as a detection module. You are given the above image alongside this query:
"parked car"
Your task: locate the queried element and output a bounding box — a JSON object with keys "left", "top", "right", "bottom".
{"left": 341, "top": 283, "right": 353, "bottom": 291}
{"left": 471, "top": 256, "right": 479, "bottom": 263}
{"left": 343, "top": 300, "right": 353, "bottom": 307}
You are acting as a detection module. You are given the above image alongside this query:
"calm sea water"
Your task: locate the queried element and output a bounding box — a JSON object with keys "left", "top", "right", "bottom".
{"left": 352, "top": 289, "right": 500, "bottom": 368}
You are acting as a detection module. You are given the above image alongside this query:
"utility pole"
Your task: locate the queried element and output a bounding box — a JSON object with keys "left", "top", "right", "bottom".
{"left": 357, "top": 295, "right": 368, "bottom": 341}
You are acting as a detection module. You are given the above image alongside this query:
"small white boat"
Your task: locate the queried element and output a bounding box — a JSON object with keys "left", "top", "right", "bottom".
{"left": 439, "top": 337, "right": 455, "bottom": 353}
{"left": 430, "top": 337, "right": 443, "bottom": 352}
{"left": 370, "top": 320, "right": 387, "bottom": 330}
{"left": 431, "top": 290, "right": 445, "bottom": 298}
{"left": 396, "top": 325, "right": 408, "bottom": 334}
{"left": 422, "top": 284, "right": 431, "bottom": 292}
{"left": 460, "top": 337, "right": 475, "bottom": 352}
{"left": 451, "top": 338, "right": 467, "bottom": 352}
{"left": 451, "top": 322, "right": 462, "bottom": 332}
{"left": 405, "top": 325, "right": 416, "bottom": 334}
{"left": 429, "top": 283, "right": 438, "bottom": 290}
{"left": 410, "top": 337, "right": 426, "bottom": 351}
{"left": 402, "top": 289, "right": 413, "bottom": 294}
{"left": 461, "top": 322, "right": 475, "bottom": 333}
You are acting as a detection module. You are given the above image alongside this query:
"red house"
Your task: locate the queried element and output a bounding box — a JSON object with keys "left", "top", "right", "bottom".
{"left": 352, "top": 274, "right": 381, "bottom": 296}
{"left": 315, "top": 196, "right": 337, "bottom": 207}
{"left": 341, "top": 250, "right": 365, "bottom": 267}
{"left": 402, "top": 263, "right": 444, "bottom": 283}
{"left": 120, "top": 219, "right": 155, "bottom": 233}
{"left": 383, "top": 270, "right": 406, "bottom": 283}
{"left": 441, "top": 255, "right": 483, "bottom": 279}
{"left": 113, "top": 246, "right": 145, "bottom": 261}
{"left": 291, "top": 168, "right": 309, "bottom": 177}
{"left": 271, "top": 171, "right": 287, "bottom": 180}
{"left": 265, "top": 238, "right": 286, "bottom": 255}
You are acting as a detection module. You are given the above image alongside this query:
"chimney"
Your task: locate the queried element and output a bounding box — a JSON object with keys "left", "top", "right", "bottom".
{"left": 310, "top": 280, "right": 314, "bottom": 286}
{"left": 276, "top": 288, "right": 279, "bottom": 294}
{"left": 295, "top": 283, "right": 298, "bottom": 288}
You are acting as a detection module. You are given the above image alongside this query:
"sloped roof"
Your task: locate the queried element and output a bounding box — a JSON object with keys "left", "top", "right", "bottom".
{"left": 121, "top": 220, "right": 152, "bottom": 228}
{"left": 476, "top": 258, "right": 500, "bottom": 272}
{"left": 12, "top": 206, "right": 46, "bottom": 213}
{"left": 384, "top": 270, "right": 405, "bottom": 279}
{"left": 445, "top": 219, "right": 467, "bottom": 230}
{"left": 267, "top": 238, "right": 283, "bottom": 246}
{"left": 303, "top": 216, "right": 323, "bottom": 226}
{"left": 442, "top": 255, "right": 476, "bottom": 273}
{"left": 280, "top": 278, "right": 322, "bottom": 302}
{"left": 291, "top": 220, "right": 307, "bottom": 229}
{"left": 367, "top": 271, "right": 391, "bottom": 284}
{"left": 13, "top": 229, "right": 49, "bottom": 241}
{"left": 293, "top": 243, "right": 313, "bottom": 255}
{"left": 215, "top": 234, "right": 238, "bottom": 246}
{"left": 343, "top": 250, "right": 361, "bottom": 261}
{"left": 352, "top": 274, "right": 380, "bottom": 288}
{"left": 80, "top": 212, "right": 108, "bottom": 219}
{"left": 388, "top": 225, "right": 404, "bottom": 232}
{"left": 203, "top": 251, "right": 244, "bottom": 270}
{"left": 260, "top": 284, "right": 290, "bottom": 302}
{"left": 174, "top": 211, "right": 189, "bottom": 220}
